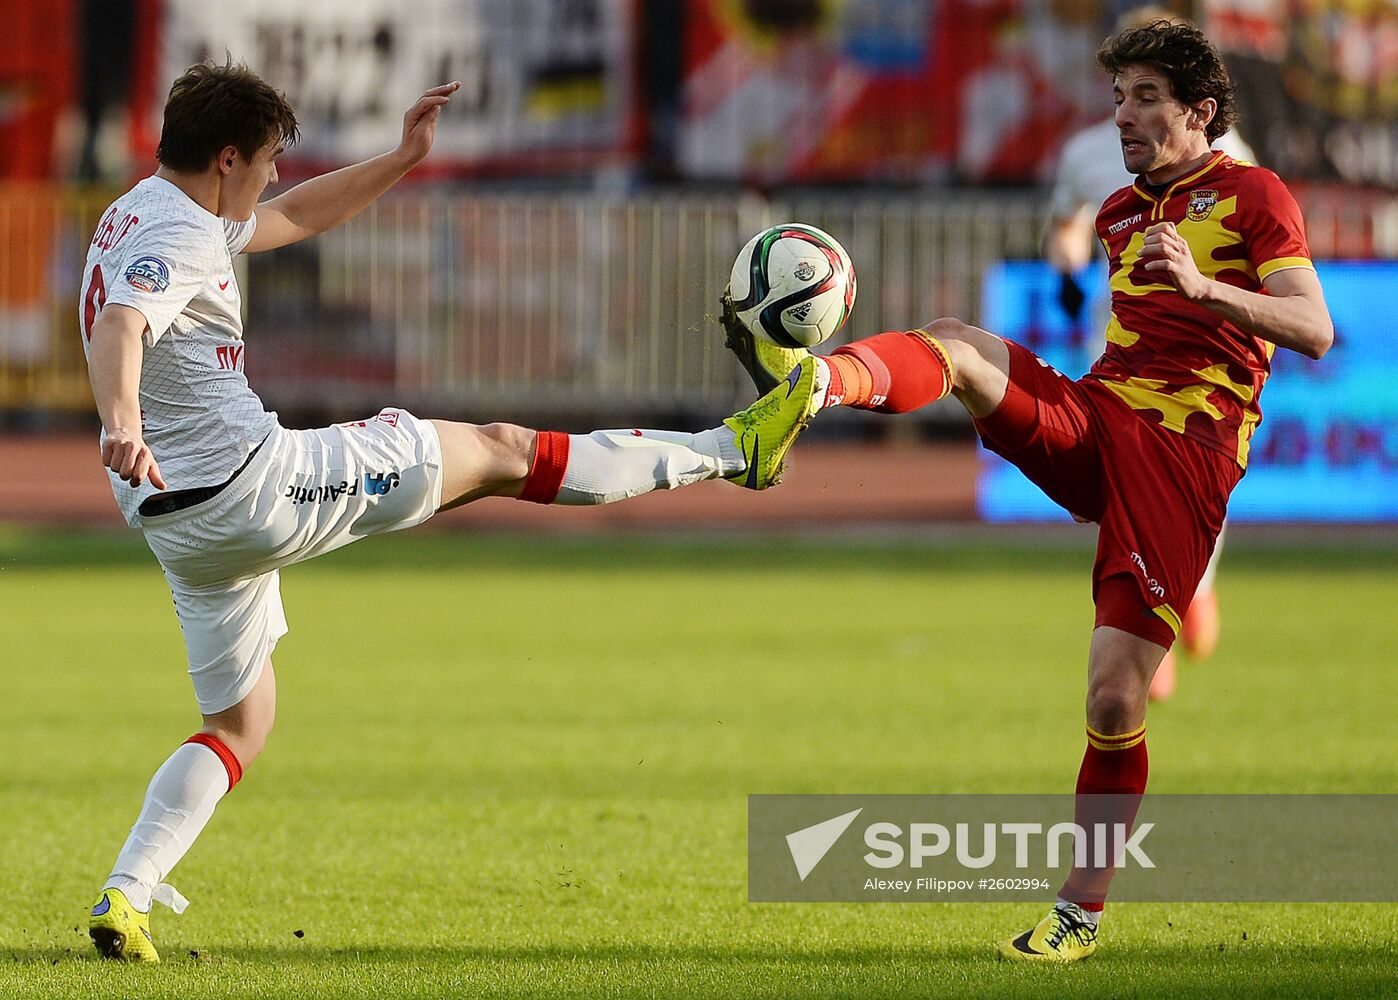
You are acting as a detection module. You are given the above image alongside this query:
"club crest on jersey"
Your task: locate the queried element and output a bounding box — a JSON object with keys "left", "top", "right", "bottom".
{"left": 124, "top": 255, "right": 170, "bottom": 293}
{"left": 1186, "top": 189, "right": 1219, "bottom": 222}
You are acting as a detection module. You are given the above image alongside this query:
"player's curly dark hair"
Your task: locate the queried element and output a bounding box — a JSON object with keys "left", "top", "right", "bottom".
{"left": 1096, "top": 19, "right": 1237, "bottom": 142}
{"left": 157, "top": 60, "right": 299, "bottom": 172}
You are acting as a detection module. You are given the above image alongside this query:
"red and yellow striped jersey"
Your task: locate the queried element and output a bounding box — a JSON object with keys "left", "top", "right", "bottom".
{"left": 1086, "top": 151, "right": 1313, "bottom": 468}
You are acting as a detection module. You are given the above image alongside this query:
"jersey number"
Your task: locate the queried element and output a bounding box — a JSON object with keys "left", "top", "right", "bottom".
{"left": 81, "top": 264, "right": 106, "bottom": 342}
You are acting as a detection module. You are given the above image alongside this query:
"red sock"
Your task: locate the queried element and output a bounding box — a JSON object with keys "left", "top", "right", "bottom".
{"left": 519, "top": 430, "right": 570, "bottom": 504}
{"left": 822, "top": 330, "right": 954, "bottom": 412}
{"left": 1058, "top": 725, "right": 1149, "bottom": 911}
{"left": 185, "top": 732, "right": 243, "bottom": 792}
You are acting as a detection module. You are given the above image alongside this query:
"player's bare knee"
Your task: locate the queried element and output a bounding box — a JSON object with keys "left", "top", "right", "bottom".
{"left": 923, "top": 315, "right": 972, "bottom": 341}
{"left": 202, "top": 718, "right": 272, "bottom": 768}
{"left": 435, "top": 421, "right": 533, "bottom": 480}
{"left": 475, "top": 422, "right": 534, "bottom": 471}
{"left": 433, "top": 420, "right": 536, "bottom": 508}
{"left": 1085, "top": 673, "right": 1147, "bottom": 733}
{"left": 923, "top": 318, "right": 1001, "bottom": 387}
{"left": 923, "top": 317, "right": 974, "bottom": 363}
{"left": 920, "top": 317, "right": 1010, "bottom": 417}
{"left": 203, "top": 692, "right": 276, "bottom": 767}
{"left": 466, "top": 422, "right": 534, "bottom": 494}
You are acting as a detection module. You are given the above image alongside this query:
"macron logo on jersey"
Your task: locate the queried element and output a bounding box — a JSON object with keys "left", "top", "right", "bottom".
{"left": 1107, "top": 213, "right": 1143, "bottom": 236}
{"left": 124, "top": 256, "right": 171, "bottom": 293}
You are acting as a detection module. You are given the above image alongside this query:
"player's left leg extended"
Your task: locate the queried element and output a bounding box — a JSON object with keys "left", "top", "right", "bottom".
{"left": 431, "top": 360, "right": 820, "bottom": 506}
{"left": 999, "top": 624, "right": 1164, "bottom": 963}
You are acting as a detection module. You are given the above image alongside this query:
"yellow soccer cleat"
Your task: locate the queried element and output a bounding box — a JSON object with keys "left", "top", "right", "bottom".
{"left": 720, "top": 290, "right": 810, "bottom": 395}
{"left": 89, "top": 887, "right": 160, "bottom": 964}
{"left": 723, "top": 356, "right": 819, "bottom": 490}
{"left": 997, "top": 905, "right": 1098, "bottom": 963}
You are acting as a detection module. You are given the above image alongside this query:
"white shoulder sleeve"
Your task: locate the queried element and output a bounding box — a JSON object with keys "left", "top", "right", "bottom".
{"left": 103, "top": 219, "right": 219, "bottom": 345}
{"left": 224, "top": 213, "right": 258, "bottom": 255}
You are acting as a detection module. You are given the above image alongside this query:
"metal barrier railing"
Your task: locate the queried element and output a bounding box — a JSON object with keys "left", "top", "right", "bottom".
{"left": 3, "top": 185, "right": 1391, "bottom": 422}
{"left": 241, "top": 191, "right": 1044, "bottom": 419}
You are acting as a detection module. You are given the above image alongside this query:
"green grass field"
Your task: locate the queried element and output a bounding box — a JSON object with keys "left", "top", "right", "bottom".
{"left": 2, "top": 528, "right": 1395, "bottom": 999}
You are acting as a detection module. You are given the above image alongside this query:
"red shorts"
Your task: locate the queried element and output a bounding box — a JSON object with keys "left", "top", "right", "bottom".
{"left": 974, "top": 340, "right": 1242, "bottom": 649}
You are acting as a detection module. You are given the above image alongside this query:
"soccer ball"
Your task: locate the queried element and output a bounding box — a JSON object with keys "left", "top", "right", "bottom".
{"left": 727, "top": 223, "right": 856, "bottom": 349}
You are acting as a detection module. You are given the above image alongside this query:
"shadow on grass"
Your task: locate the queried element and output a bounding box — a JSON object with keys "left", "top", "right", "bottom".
{"left": 0, "top": 527, "right": 1090, "bottom": 574}
{"left": 6, "top": 941, "right": 1393, "bottom": 968}
{"left": 7, "top": 526, "right": 1394, "bottom": 575}
{"left": 1, "top": 945, "right": 91, "bottom": 964}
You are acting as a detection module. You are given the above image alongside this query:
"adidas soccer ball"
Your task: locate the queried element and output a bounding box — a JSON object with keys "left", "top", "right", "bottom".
{"left": 728, "top": 223, "right": 856, "bottom": 349}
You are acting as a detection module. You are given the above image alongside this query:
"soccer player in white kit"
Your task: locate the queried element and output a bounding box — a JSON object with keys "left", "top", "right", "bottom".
{"left": 82, "top": 62, "right": 824, "bottom": 963}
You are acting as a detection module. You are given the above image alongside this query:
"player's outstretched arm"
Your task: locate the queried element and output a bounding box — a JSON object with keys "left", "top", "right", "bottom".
{"left": 88, "top": 304, "right": 167, "bottom": 489}
{"left": 243, "top": 82, "right": 461, "bottom": 254}
{"left": 1140, "top": 221, "right": 1334, "bottom": 359}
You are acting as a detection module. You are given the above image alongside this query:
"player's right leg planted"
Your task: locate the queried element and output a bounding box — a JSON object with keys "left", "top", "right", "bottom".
{"left": 1002, "top": 625, "right": 1157, "bottom": 962}
{"left": 90, "top": 734, "right": 240, "bottom": 962}
{"left": 90, "top": 729, "right": 245, "bottom": 962}
{"left": 89, "top": 887, "right": 162, "bottom": 964}
{"left": 999, "top": 719, "right": 1147, "bottom": 963}
{"left": 90, "top": 664, "right": 268, "bottom": 963}
{"left": 997, "top": 901, "right": 1100, "bottom": 963}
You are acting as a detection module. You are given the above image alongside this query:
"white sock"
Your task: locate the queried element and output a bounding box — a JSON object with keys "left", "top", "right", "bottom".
{"left": 1056, "top": 897, "right": 1101, "bottom": 929}
{"left": 104, "top": 742, "right": 232, "bottom": 911}
{"left": 811, "top": 357, "right": 832, "bottom": 410}
{"left": 553, "top": 427, "right": 743, "bottom": 505}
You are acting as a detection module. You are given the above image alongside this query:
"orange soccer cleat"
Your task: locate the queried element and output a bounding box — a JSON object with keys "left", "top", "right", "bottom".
{"left": 1149, "top": 649, "right": 1177, "bottom": 701}
{"left": 1180, "top": 587, "right": 1220, "bottom": 662}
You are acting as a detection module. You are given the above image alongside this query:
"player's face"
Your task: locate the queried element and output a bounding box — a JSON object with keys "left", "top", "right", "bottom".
{"left": 1112, "top": 65, "right": 1209, "bottom": 181}
{"left": 221, "top": 139, "right": 282, "bottom": 222}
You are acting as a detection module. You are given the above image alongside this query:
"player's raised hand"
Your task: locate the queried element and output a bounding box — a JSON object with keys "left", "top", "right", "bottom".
{"left": 398, "top": 82, "right": 461, "bottom": 166}
{"left": 1140, "top": 222, "right": 1210, "bottom": 301}
{"left": 102, "top": 429, "right": 167, "bottom": 490}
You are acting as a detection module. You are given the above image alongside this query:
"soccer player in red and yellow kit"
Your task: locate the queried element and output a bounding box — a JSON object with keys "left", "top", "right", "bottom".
{"left": 721, "top": 20, "right": 1332, "bottom": 961}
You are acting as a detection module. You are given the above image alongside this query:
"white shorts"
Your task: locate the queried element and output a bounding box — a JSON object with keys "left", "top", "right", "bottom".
{"left": 139, "top": 408, "right": 443, "bottom": 714}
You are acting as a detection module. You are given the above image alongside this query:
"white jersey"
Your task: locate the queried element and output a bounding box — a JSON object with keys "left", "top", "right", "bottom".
{"left": 80, "top": 176, "right": 278, "bottom": 526}
{"left": 1048, "top": 117, "right": 1258, "bottom": 224}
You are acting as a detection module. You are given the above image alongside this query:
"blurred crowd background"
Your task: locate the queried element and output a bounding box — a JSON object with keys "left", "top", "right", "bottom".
{"left": 2, "top": 0, "right": 1395, "bottom": 522}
